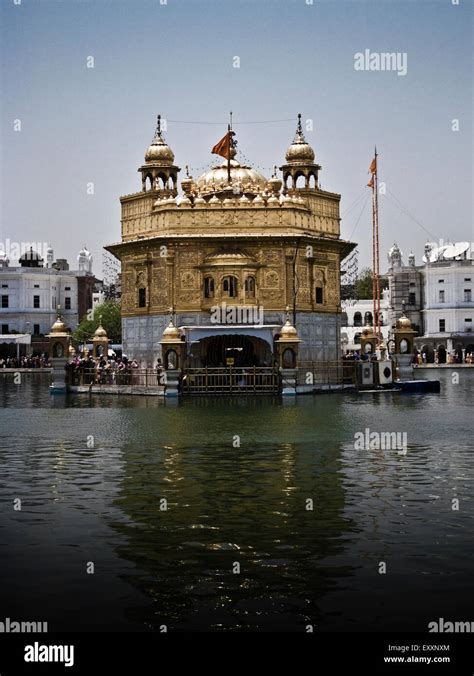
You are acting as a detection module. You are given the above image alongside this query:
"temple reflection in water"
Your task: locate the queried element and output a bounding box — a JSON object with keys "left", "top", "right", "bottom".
{"left": 108, "top": 399, "right": 355, "bottom": 631}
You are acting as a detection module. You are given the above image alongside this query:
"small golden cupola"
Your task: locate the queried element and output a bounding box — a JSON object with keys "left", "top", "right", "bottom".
{"left": 92, "top": 318, "right": 109, "bottom": 359}
{"left": 46, "top": 307, "right": 71, "bottom": 360}
{"left": 396, "top": 313, "right": 412, "bottom": 330}
{"left": 280, "top": 113, "right": 321, "bottom": 193}
{"left": 138, "top": 114, "right": 180, "bottom": 196}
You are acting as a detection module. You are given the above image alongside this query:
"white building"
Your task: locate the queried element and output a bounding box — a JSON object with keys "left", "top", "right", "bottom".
{"left": 387, "top": 241, "right": 474, "bottom": 362}
{"left": 341, "top": 289, "right": 390, "bottom": 352}
{"left": 0, "top": 246, "right": 95, "bottom": 340}
{"left": 418, "top": 241, "right": 474, "bottom": 361}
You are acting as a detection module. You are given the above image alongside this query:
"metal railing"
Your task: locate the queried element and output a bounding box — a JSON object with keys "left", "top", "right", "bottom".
{"left": 67, "top": 367, "right": 161, "bottom": 387}
{"left": 181, "top": 366, "right": 280, "bottom": 394}
{"left": 67, "top": 362, "right": 359, "bottom": 393}
{"left": 296, "top": 360, "right": 359, "bottom": 388}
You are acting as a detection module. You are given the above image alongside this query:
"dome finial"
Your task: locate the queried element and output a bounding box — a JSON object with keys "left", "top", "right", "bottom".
{"left": 152, "top": 114, "right": 165, "bottom": 143}
{"left": 293, "top": 113, "right": 306, "bottom": 143}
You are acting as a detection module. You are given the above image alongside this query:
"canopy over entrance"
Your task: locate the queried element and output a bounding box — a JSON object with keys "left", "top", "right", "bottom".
{"left": 181, "top": 325, "right": 279, "bottom": 368}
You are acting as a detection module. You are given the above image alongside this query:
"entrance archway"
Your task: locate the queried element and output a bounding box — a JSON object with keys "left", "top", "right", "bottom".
{"left": 437, "top": 345, "right": 447, "bottom": 364}
{"left": 199, "top": 334, "right": 272, "bottom": 367}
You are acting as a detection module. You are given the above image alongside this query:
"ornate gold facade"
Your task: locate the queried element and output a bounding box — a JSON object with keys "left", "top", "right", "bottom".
{"left": 106, "top": 114, "right": 355, "bottom": 366}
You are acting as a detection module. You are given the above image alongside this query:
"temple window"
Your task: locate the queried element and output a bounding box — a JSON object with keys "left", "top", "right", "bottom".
{"left": 364, "top": 311, "right": 373, "bottom": 325}
{"left": 315, "top": 286, "right": 323, "bottom": 304}
{"left": 204, "top": 276, "right": 215, "bottom": 299}
{"left": 138, "top": 287, "right": 146, "bottom": 308}
{"left": 222, "top": 276, "right": 238, "bottom": 298}
{"left": 244, "top": 276, "right": 256, "bottom": 298}
{"left": 353, "top": 312, "right": 362, "bottom": 326}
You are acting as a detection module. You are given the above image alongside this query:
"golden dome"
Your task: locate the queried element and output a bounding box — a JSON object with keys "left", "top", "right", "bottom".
{"left": 162, "top": 320, "right": 180, "bottom": 340}
{"left": 145, "top": 138, "right": 174, "bottom": 164}
{"left": 285, "top": 114, "right": 316, "bottom": 165}
{"left": 196, "top": 160, "right": 267, "bottom": 194}
{"left": 93, "top": 323, "right": 107, "bottom": 338}
{"left": 280, "top": 320, "right": 299, "bottom": 339}
{"left": 286, "top": 142, "right": 315, "bottom": 164}
{"left": 144, "top": 115, "right": 175, "bottom": 165}
{"left": 397, "top": 314, "right": 412, "bottom": 330}
{"left": 51, "top": 314, "right": 67, "bottom": 333}
{"left": 181, "top": 172, "right": 194, "bottom": 193}
{"left": 268, "top": 173, "right": 282, "bottom": 193}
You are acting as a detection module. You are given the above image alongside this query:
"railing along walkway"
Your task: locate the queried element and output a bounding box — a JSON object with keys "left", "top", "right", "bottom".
{"left": 68, "top": 368, "right": 161, "bottom": 388}
{"left": 181, "top": 367, "right": 280, "bottom": 394}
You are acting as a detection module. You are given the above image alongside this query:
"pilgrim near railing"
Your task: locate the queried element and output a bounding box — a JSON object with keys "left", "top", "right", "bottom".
{"left": 67, "top": 367, "right": 162, "bottom": 387}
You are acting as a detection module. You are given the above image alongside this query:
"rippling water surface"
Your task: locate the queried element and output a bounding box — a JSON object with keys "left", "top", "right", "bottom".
{"left": 0, "top": 370, "right": 472, "bottom": 631}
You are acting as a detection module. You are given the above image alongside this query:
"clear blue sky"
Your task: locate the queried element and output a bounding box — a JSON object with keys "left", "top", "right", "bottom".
{"left": 1, "top": 0, "right": 472, "bottom": 274}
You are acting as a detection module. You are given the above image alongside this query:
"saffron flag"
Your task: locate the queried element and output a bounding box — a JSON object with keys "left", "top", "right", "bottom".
{"left": 367, "top": 156, "right": 377, "bottom": 187}
{"left": 212, "top": 131, "right": 234, "bottom": 160}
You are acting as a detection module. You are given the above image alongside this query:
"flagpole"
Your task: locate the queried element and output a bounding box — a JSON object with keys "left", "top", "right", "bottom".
{"left": 227, "top": 111, "right": 232, "bottom": 184}
{"left": 371, "top": 156, "right": 377, "bottom": 337}
{"left": 374, "top": 146, "right": 381, "bottom": 340}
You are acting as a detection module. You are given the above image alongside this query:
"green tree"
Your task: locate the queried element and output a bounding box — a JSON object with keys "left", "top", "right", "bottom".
{"left": 355, "top": 267, "right": 387, "bottom": 300}
{"left": 72, "top": 301, "right": 121, "bottom": 344}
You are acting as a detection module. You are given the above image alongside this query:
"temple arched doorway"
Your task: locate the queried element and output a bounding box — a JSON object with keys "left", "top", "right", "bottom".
{"left": 199, "top": 334, "right": 273, "bottom": 367}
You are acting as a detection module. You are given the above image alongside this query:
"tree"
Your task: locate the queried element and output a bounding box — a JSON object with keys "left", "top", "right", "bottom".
{"left": 354, "top": 267, "right": 387, "bottom": 300}
{"left": 72, "top": 301, "right": 121, "bottom": 344}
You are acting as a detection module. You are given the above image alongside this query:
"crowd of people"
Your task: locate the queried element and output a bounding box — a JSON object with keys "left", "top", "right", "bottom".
{"left": 343, "top": 349, "right": 474, "bottom": 365}
{"left": 413, "top": 350, "right": 474, "bottom": 365}
{"left": 0, "top": 354, "right": 50, "bottom": 369}
{"left": 343, "top": 350, "right": 380, "bottom": 362}
{"left": 67, "top": 352, "right": 147, "bottom": 385}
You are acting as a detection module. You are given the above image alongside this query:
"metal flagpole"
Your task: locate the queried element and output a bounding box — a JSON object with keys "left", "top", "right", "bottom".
{"left": 374, "top": 147, "right": 381, "bottom": 339}
{"left": 227, "top": 111, "right": 233, "bottom": 184}
{"left": 371, "top": 158, "right": 377, "bottom": 336}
